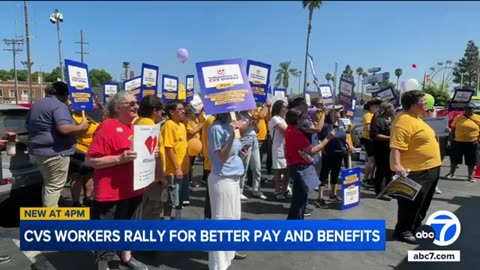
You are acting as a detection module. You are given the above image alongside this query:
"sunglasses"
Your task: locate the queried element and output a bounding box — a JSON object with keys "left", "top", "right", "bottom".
{"left": 121, "top": 101, "right": 139, "bottom": 107}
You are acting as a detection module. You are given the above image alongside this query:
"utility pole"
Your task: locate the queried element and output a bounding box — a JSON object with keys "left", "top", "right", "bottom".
{"left": 75, "top": 30, "right": 88, "bottom": 63}
{"left": 24, "top": 0, "right": 33, "bottom": 104}
{"left": 3, "top": 38, "right": 24, "bottom": 105}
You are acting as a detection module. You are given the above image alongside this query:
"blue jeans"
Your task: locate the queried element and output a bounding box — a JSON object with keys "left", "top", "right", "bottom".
{"left": 166, "top": 174, "right": 190, "bottom": 209}
{"left": 240, "top": 135, "right": 262, "bottom": 193}
{"left": 287, "top": 164, "right": 310, "bottom": 220}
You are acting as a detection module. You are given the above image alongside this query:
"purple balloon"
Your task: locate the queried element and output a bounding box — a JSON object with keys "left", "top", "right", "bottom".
{"left": 177, "top": 48, "right": 189, "bottom": 63}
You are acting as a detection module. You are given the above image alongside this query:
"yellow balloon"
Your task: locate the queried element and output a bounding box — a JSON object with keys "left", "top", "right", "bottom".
{"left": 178, "top": 83, "right": 186, "bottom": 100}
{"left": 187, "top": 137, "right": 202, "bottom": 156}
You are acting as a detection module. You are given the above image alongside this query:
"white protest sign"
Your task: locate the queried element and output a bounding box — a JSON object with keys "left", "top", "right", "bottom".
{"left": 133, "top": 124, "right": 161, "bottom": 190}
{"left": 274, "top": 90, "right": 285, "bottom": 98}
{"left": 191, "top": 94, "right": 204, "bottom": 113}
{"left": 305, "top": 93, "right": 311, "bottom": 106}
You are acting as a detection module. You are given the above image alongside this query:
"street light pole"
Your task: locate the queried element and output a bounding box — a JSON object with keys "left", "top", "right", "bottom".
{"left": 56, "top": 22, "right": 64, "bottom": 81}
{"left": 50, "top": 9, "right": 64, "bottom": 81}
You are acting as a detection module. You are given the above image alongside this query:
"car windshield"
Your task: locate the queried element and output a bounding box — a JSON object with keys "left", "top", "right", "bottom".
{"left": 0, "top": 109, "right": 29, "bottom": 135}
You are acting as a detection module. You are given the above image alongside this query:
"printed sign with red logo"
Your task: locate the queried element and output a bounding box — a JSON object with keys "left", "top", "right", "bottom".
{"left": 133, "top": 123, "right": 161, "bottom": 190}
{"left": 195, "top": 58, "right": 256, "bottom": 115}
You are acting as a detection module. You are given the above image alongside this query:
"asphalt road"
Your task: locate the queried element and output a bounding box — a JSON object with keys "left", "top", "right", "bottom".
{"left": 1, "top": 159, "right": 479, "bottom": 270}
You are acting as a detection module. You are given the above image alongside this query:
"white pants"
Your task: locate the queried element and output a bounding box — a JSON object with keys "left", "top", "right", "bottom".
{"left": 208, "top": 173, "right": 241, "bottom": 270}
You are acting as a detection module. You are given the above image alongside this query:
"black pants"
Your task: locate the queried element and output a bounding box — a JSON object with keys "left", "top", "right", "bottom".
{"left": 287, "top": 164, "right": 309, "bottom": 220}
{"left": 189, "top": 156, "right": 196, "bottom": 183}
{"left": 320, "top": 152, "right": 344, "bottom": 185}
{"left": 373, "top": 148, "right": 392, "bottom": 195}
{"left": 92, "top": 195, "right": 143, "bottom": 261}
{"left": 395, "top": 166, "right": 440, "bottom": 234}
{"left": 203, "top": 169, "right": 211, "bottom": 219}
{"left": 438, "top": 136, "right": 448, "bottom": 161}
{"left": 266, "top": 135, "right": 273, "bottom": 174}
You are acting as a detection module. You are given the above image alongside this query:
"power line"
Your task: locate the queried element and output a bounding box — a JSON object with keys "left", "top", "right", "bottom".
{"left": 3, "top": 38, "right": 24, "bottom": 104}
{"left": 75, "top": 29, "right": 89, "bottom": 63}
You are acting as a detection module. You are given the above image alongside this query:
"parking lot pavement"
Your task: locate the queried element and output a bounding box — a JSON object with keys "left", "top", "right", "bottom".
{"left": 1, "top": 161, "right": 479, "bottom": 270}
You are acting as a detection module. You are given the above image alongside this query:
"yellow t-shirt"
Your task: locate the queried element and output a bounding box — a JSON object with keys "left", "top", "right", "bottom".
{"left": 451, "top": 114, "right": 480, "bottom": 142}
{"left": 201, "top": 115, "right": 217, "bottom": 171}
{"left": 72, "top": 114, "right": 100, "bottom": 153}
{"left": 256, "top": 107, "right": 268, "bottom": 141}
{"left": 390, "top": 113, "right": 442, "bottom": 172}
{"left": 161, "top": 120, "right": 189, "bottom": 175}
{"left": 187, "top": 117, "right": 201, "bottom": 141}
{"left": 134, "top": 117, "right": 155, "bottom": 126}
{"left": 362, "top": 112, "right": 374, "bottom": 139}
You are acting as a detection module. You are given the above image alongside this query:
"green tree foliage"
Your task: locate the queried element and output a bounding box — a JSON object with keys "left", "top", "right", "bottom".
{"left": 424, "top": 84, "right": 450, "bottom": 107}
{"left": 275, "top": 61, "right": 299, "bottom": 89}
{"left": 89, "top": 69, "right": 113, "bottom": 87}
{"left": 453, "top": 40, "right": 480, "bottom": 88}
{"left": 0, "top": 67, "right": 113, "bottom": 86}
{"left": 341, "top": 65, "right": 354, "bottom": 81}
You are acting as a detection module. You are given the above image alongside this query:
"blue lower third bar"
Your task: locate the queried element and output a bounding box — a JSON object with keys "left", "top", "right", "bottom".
{"left": 20, "top": 220, "right": 386, "bottom": 251}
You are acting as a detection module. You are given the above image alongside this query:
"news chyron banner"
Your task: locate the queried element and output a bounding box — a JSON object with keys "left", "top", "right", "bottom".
{"left": 19, "top": 208, "right": 386, "bottom": 251}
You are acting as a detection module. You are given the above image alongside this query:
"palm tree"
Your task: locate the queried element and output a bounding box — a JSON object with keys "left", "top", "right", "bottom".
{"left": 395, "top": 68, "right": 403, "bottom": 91}
{"left": 122, "top": 61, "right": 130, "bottom": 80}
{"left": 302, "top": 0, "right": 323, "bottom": 96}
{"left": 325, "top": 73, "right": 332, "bottom": 84}
{"left": 275, "top": 61, "right": 300, "bottom": 92}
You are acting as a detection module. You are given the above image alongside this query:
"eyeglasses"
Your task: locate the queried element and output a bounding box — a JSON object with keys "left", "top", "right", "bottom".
{"left": 121, "top": 101, "right": 139, "bottom": 107}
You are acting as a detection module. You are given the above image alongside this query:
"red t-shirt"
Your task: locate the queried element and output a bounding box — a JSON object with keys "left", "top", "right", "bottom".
{"left": 87, "top": 118, "right": 144, "bottom": 202}
{"left": 284, "top": 125, "right": 312, "bottom": 166}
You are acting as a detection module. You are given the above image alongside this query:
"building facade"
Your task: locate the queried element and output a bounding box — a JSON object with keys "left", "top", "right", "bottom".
{"left": 0, "top": 80, "right": 47, "bottom": 104}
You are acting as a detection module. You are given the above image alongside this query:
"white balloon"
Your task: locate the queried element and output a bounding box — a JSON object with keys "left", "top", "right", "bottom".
{"left": 404, "top": 79, "right": 419, "bottom": 91}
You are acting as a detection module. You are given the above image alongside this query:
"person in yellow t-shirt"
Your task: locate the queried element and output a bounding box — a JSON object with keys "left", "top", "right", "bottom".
{"left": 446, "top": 103, "right": 480, "bottom": 183}
{"left": 184, "top": 105, "right": 204, "bottom": 188}
{"left": 390, "top": 90, "right": 442, "bottom": 244}
{"left": 361, "top": 98, "right": 382, "bottom": 186}
{"left": 134, "top": 95, "right": 167, "bottom": 220}
{"left": 161, "top": 101, "right": 189, "bottom": 220}
{"left": 70, "top": 111, "right": 100, "bottom": 207}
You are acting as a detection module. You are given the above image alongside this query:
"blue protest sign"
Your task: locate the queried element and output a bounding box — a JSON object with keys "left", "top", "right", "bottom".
{"left": 162, "top": 75, "right": 179, "bottom": 102}
{"left": 64, "top": 59, "right": 94, "bottom": 111}
{"left": 345, "top": 98, "right": 357, "bottom": 120}
{"left": 140, "top": 63, "right": 159, "bottom": 98}
{"left": 448, "top": 88, "right": 475, "bottom": 111}
{"left": 341, "top": 167, "right": 362, "bottom": 210}
{"left": 185, "top": 75, "right": 195, "bottom": 103}
{"left": 103, "top": 83, "right": 118, "bottom": 105}
{"left": 195, "top": 58, "right": 256, "bottom": 115}
{"left": 339, "top": 78, "right": 355, "bottom": 110}
{"left": 318, "top": 84, "right": 334, "bottom": 108}
{"left": 373, "top": 87, "right": 397, "bottom": 107}
{"left": 123, "top": 76, "right": 142, "bottom": 100}
{"left": 247, "top": 60, "right": 271, "bottom": 104}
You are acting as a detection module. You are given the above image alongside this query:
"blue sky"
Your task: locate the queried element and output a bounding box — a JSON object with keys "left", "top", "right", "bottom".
{"left": 1, "top": 1, "right": 479, "bottom": 94}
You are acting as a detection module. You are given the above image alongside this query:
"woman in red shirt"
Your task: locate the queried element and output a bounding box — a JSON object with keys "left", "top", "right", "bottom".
{"left": 284, "top": 109, "right": 335, "bottom": 219}
{"left": 85, "top": 91, "right": 148, "bottom": 270}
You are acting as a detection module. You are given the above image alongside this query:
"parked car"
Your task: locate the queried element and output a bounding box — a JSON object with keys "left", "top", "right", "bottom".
{"left": 0, "top": 104, "right": 43, "bottom": 227}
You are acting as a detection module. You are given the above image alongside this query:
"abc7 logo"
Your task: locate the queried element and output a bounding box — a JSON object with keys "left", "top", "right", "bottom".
{"left": 415, "top": 210, "right": 461, "bottom": 246}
